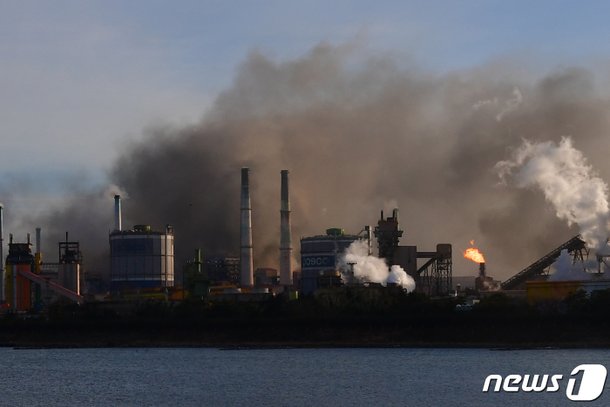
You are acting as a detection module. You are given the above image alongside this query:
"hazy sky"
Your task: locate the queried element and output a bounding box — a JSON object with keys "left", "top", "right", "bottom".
{"left": 5, "top": 1, "right": 610, "bottom": 278}
{"left": 3, "top": 1, "right": 610, "bottom": 182}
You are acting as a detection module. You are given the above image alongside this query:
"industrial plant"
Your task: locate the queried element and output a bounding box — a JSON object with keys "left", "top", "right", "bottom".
{"left": 1, "top": 165, "right": 610, "bottom": 315}
{"left": 110, "top": 194, "right": 175, "bottom": 292}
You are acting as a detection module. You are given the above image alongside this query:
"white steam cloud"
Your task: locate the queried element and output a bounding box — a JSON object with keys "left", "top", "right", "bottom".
{"left": 496, "top": 137, "right": 610, "bottom": 250}
{"left": 340, "top": 240, "right": 416, "bottom": 292}
{"left": 549, "top": 249, "right": 592, "bottom": 281}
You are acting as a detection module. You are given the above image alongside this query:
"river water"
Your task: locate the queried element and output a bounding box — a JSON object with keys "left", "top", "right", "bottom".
{"left": 0, "top": 347, "right": 608, "bottom": 406}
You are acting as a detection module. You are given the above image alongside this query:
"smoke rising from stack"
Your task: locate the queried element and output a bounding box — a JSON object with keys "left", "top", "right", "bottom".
{"left": 496, "top": 137, "right": 610, "bottom": 250}
{"left": 6, "top": 42, "right": 610, "bottom": 279}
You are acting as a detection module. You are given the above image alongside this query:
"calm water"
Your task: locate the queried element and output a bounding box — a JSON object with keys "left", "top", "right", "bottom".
{"left": 0, "top": 347, "right": 608, "bottom": 406}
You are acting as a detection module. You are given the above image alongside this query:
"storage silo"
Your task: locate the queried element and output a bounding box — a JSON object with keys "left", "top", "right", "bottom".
{"left": 109, "top": 224, "right": 175, "bottom": 292}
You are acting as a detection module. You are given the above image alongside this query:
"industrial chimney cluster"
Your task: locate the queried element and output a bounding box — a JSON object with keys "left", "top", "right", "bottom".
{"left": 239, "top": 167, "right": 293, "bottom": 289}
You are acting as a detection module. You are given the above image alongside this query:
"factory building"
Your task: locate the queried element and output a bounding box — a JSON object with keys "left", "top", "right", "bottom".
{"left": 182, "top": 249, "right": 208, "bottom": 300}
{"left": 36, "top": 232, "right": 85, "bottom": 295}
{"left": 300, "top": 228, "right": 369, "bottom": 295}
{"left": 109, "top": 195, "right": 175, "bottom": 292}
{"left": 254, "top": 268, "right": 279, "bottom": 286}
{"left": 58, "top": 238, "right": 82, "bottom": 295}
{"left": 5, "top": 236, "right": 36, "bottom": 311}
{"left": 526, "top": 278, "right": 610, "bottom": 303}
{"left": 205, "top": 256, "right": 240, "bottom": 284}
{"left": 3, "top": 231, "right": 84, "bottom": 311}
{"left": 375, "top": 209, "right": 453, "bottom": 296}
{"left": 109, "top": 224, "right": 175, "bottom": 291}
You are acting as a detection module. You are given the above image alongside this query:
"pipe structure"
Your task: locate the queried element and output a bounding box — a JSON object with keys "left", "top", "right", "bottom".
{"left": 0, "top": 204, "right": 3, "bottom": 302}
{"left": 479, "top": 262, "right": 486, "bottom": 279}
{"left": 35, "top": 227, "right": 41, "bottom": 255}
{"left": 35, "top": 228, "right": 42, "bottom": 277}
{"left": 195, "top": 249, "right": 202, "bottom": 274}
{"left": 114, "top": 195, "right": 122, "bottom": 231}
{"left": 11, "top": 234, "right": 16, "bottom": 312}
{"left": 240, "top": 168, "right": 254, "bottom": 287}
{"left": 279, "top": 170, "right": 293, "bottom": 285}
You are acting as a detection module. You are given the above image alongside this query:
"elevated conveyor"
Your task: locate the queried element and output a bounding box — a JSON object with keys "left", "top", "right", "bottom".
{"left": 17, "top": 268, "right": 84, "bottom": 305}
{"left": 501, "top": 235, "right": 586, "bottom": 290}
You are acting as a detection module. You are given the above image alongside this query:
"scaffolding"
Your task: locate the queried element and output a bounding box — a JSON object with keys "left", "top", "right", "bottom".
{"left": 416, "top": 248, "right": 453, "bottom": 296}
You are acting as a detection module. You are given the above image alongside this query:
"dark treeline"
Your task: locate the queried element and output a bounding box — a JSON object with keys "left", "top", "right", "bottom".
{"left": 1, "top": 288, "right": 610, "bottom": 348}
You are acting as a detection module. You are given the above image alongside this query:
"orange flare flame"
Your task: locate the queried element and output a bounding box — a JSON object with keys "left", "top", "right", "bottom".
{"left": 464, "top": 241, "right": 485, "bottom": 263}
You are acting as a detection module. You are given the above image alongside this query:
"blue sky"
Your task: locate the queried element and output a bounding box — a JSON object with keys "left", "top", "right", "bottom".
{"left": 3, "top": 1, "right": 610, "bottom": 183}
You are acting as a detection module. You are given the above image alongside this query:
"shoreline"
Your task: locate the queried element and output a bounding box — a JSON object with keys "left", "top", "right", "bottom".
{"left": 2, "top": 340, "right": 610, "bottom": 350}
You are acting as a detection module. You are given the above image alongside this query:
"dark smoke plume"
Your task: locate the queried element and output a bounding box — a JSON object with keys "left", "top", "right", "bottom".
{"left": 8, "top": 42, "right": 610, "bottom": 280}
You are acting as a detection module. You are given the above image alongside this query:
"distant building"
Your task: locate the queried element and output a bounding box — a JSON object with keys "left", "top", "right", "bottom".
{"left": 300, "top": 228, "right": 365, "bottom": 295}
{"left": 254, "top": 268, "right": 279, "bottom": 286}
{"left": 527, "top": 278, "right": 610, "bottom": 303}
{"left": 205, "top": 256, "right": 240, "bottom": 284}
{"left": 109, "top": 224, "right": 175, "bottom": 292}
{"left": 182, "top": 249, "right": 208, "bottom": 300}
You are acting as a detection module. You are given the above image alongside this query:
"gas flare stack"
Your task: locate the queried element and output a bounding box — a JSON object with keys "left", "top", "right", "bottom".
{"left": 475, "top": 262, "right": 486, "bottom": 291}
{"left": 475, "top": 262, "right": 495, "bottom": 291}
{"left": 279, "top": 170, "right": 293, "bottom": 286}
{"left": 240, "top": 167, "right": 254, "bottom": 287}
{"left": 464, "top": 242, "right": 496, "bottom": 292}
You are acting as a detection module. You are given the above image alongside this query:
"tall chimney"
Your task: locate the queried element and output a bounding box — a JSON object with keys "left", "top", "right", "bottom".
{"left": 0, "top": 204, "right": 4, "bottom": 302}
{"left": 279, "top": 170, "right": 293, "bottom": 286}
{"left": 35, "top": 227, "right": 41, "bottom": 255}
{"left": 240, "top": 168, "right": 254, "bottom": 287}
{"left": 114, "top": 195, "right": 122, "bottom": 231}
{"left": 479, "top": 262, "right": 486, "bottom": 279}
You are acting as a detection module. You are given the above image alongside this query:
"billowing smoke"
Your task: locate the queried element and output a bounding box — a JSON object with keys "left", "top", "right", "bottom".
{"left": 339, "top": 240, "right": 416, "bottom": 291}
{"left": 549, "top": 249, "right": 592, "bottom": 281}
{"left": 387, "top": 265, "right": 416, "bottom": 292}
{"left": 496, "top": 137, "right": 610, "bottom": 250}
{"left": 8, "top": 42, "right": 610, "bottom": 281}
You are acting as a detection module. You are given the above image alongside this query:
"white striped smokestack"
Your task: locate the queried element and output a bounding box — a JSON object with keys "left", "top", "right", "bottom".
{"left": 240, "top": 168, "right": 254, "bottom": 287}
{"left": 279, "top": 170, "right": 293, "bottom": 285}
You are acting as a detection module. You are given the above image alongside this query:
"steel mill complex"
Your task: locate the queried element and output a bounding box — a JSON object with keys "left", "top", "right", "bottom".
{"left": 0, "top": 167, "right": 609, "bottom": 313}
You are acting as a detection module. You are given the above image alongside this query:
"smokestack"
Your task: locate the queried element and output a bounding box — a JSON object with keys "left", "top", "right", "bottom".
{"left": 240, "top": 168, "right": 254, "bottom": 287}
{"left": 0, "top": 204, "right": 4, "bottom": 302}
{"left": 280, "top": 170, "right": 293, "bottom": 286}
{"left": 479, "top": 262, "right": 486, "bottom": 278}
{"left": 35, "top": 227, "right": 41, "bottom": 255}
{"left": 114, "top": 195, "right": 122, "bottom": 231}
